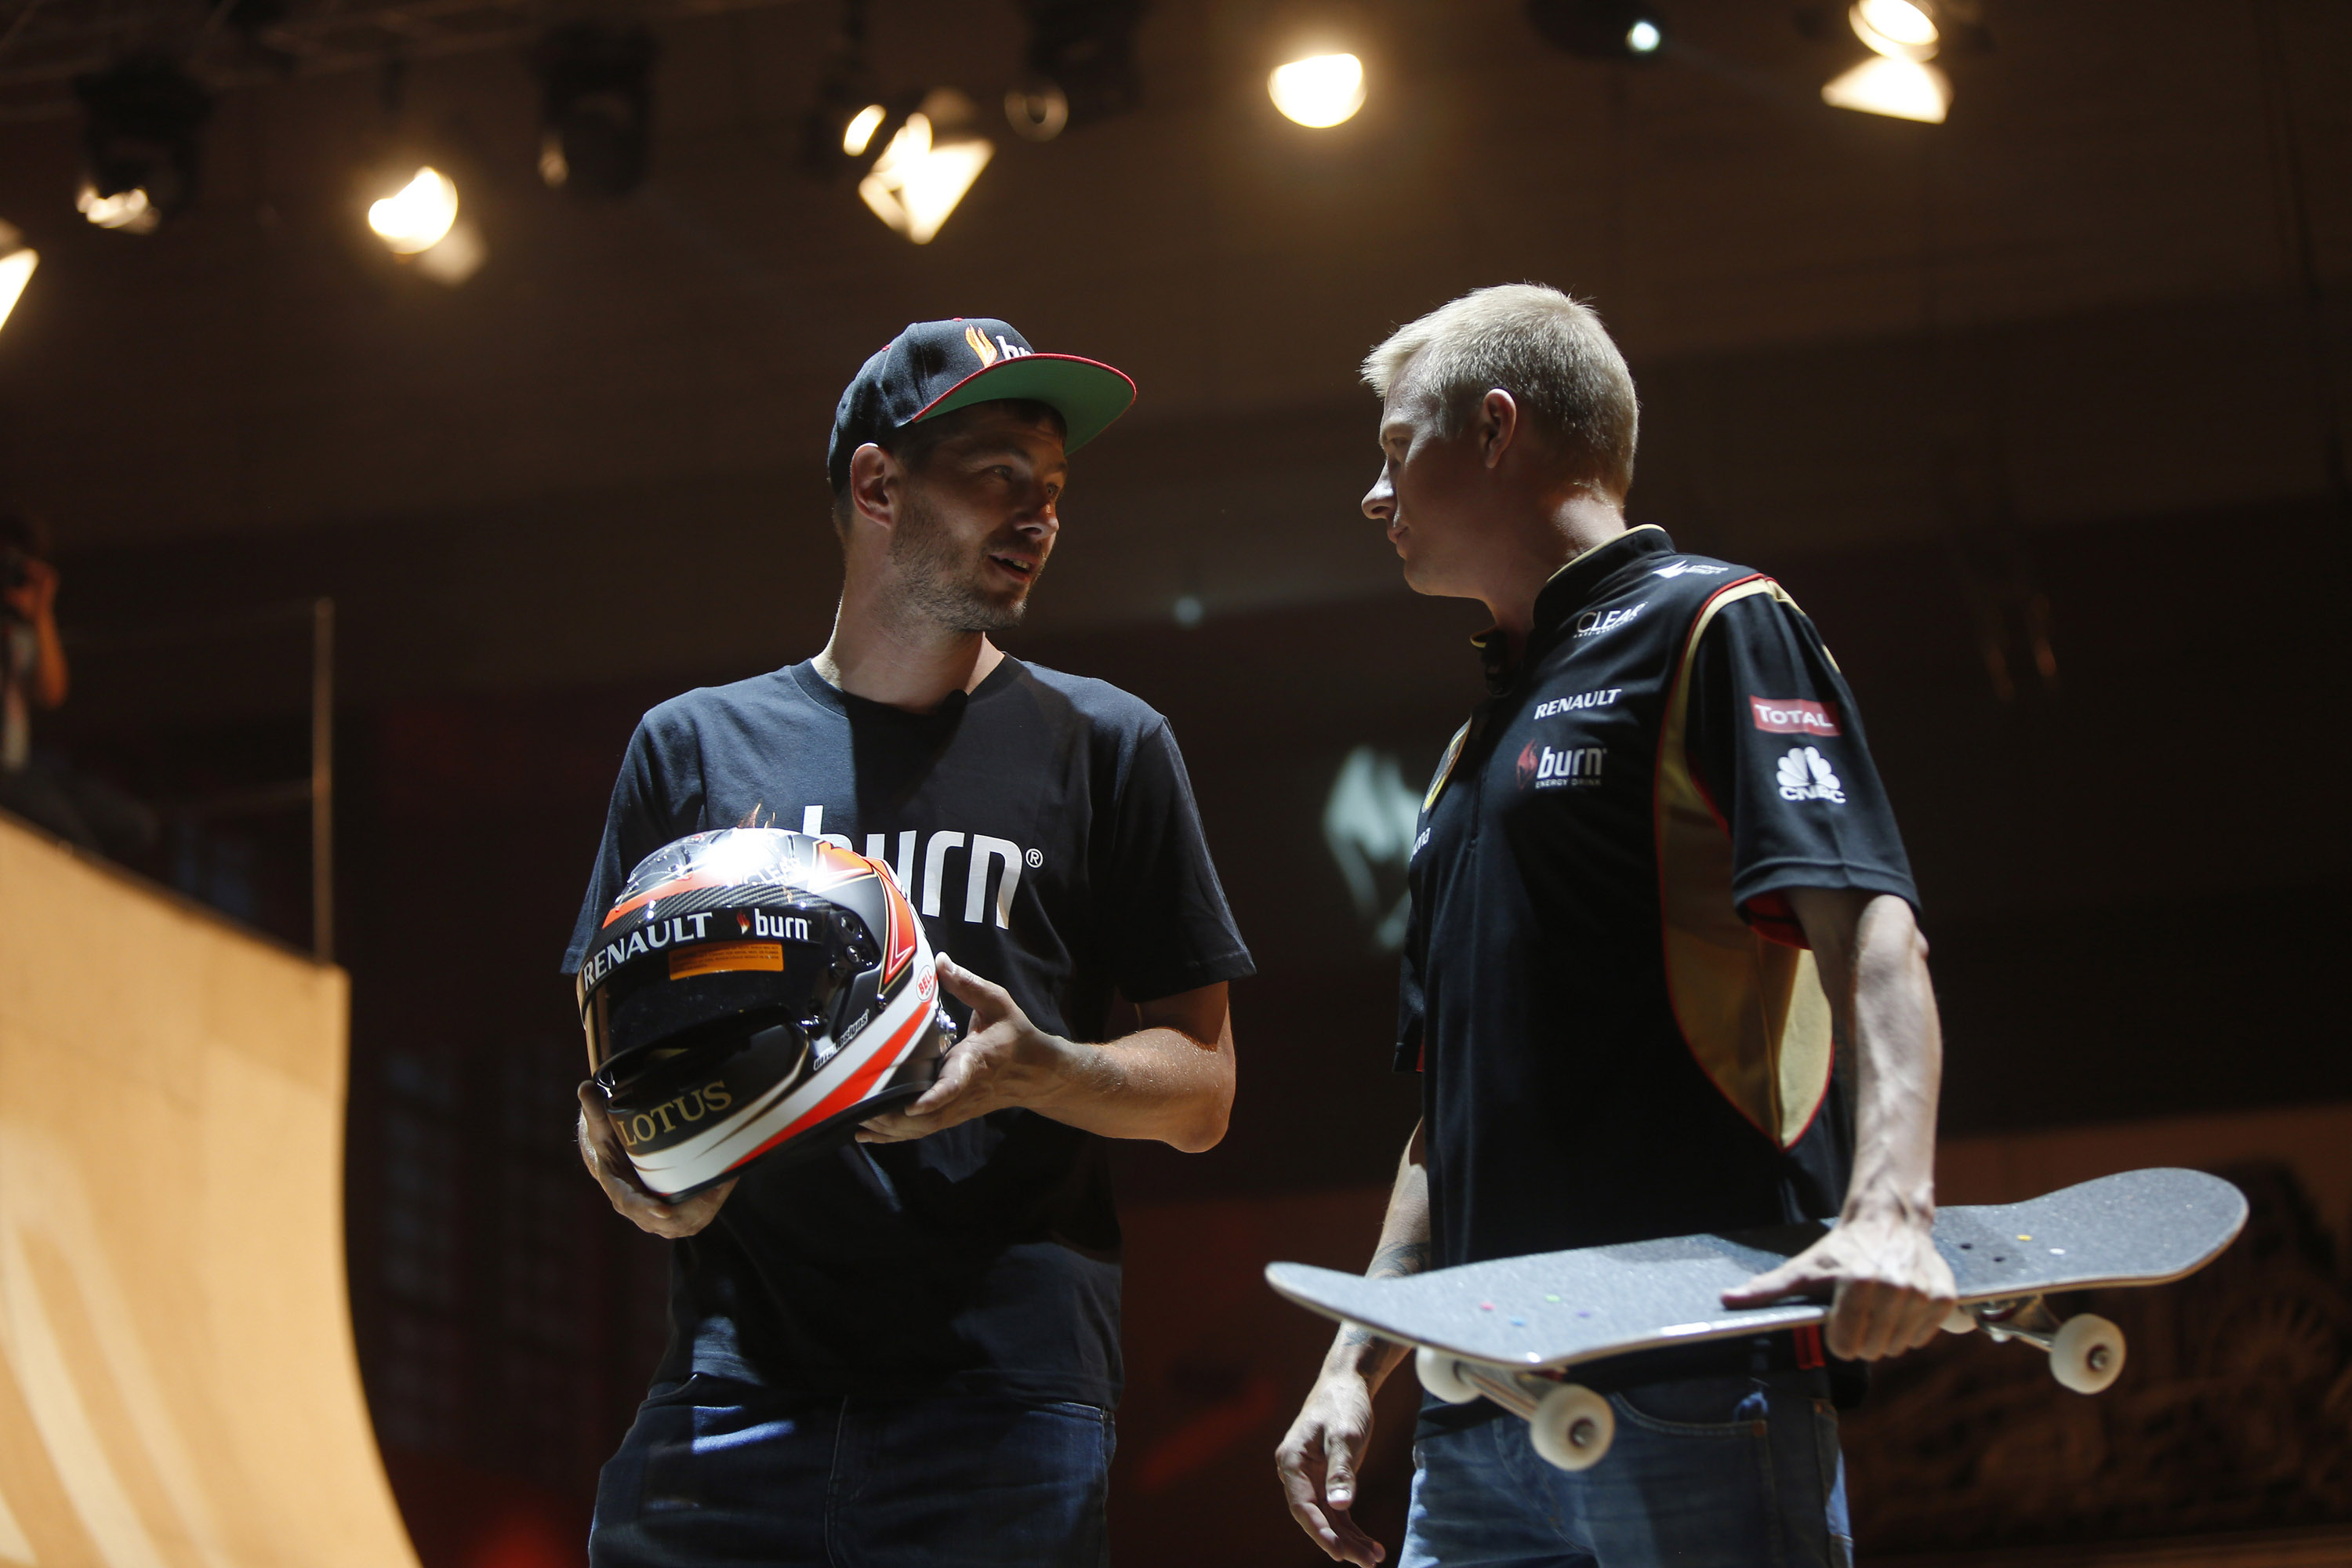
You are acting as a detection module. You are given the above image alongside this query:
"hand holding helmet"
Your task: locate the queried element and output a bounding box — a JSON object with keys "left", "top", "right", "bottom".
{"left": 854, "top": 953, "right": 1080, "bottom": 1145}
{"left": 575, "top": 828, "right": 955, "bottom": 1202}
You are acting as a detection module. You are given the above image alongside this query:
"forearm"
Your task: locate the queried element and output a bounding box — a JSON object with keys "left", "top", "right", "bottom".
{"left": 1839, "top": 895, "right": 1941, "bottom": 1225}
{"left": 1323, "top": 1121, "right": 1430, "bottom": 1392}
{"left": 1034, "top": 1022, "right": 1235, "bottom": 1152}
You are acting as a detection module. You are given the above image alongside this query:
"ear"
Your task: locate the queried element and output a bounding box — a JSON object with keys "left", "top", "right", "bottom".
{"left": 848, "top": 443, "right": 901, "bottom": 532}
{"left": 1476, "top": 389, "right": 1520, "bottom": 470}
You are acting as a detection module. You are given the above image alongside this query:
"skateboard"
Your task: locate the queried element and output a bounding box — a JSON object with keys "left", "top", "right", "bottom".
{"left": 1265, "top": 1167, "right": 2245, "bottom": 1472}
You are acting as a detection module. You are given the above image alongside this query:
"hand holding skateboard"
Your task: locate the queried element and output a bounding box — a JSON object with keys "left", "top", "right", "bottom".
{"left": 1722, "top": 1200, "right": 1956, "bottom": 1359}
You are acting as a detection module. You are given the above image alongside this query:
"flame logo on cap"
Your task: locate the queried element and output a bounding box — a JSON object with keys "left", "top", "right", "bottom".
{"left": 965, "top": 324, "right": 999, "bottom": 366}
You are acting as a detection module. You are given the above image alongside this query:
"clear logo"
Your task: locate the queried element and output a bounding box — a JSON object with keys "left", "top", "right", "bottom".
{"left": 1775, "top": 746, "right": 1846, "bottom": 804}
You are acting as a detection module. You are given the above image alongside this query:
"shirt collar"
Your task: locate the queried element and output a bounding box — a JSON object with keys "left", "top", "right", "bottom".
{"left": 1472, "top": 524, "right": 1676, "bottom": 691}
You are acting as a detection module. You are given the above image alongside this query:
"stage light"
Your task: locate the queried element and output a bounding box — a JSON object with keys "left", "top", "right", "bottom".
{"left": 0, "top": 224, "right": 37, "bottom": 333}
{"left": 1004, "top": 83, "right": 1069, "bottom": 143}
{"left": 1269, "top": 53, "right": 1364, "bottom": 129}
{"left": 1016, "top": 0, "right": 1145, "bottom": 133}
{"left": 77, "top": 184, "right": 155, "bottom": 233}
{"left": 73, "top": 55, "right": 212, "bottom": 234}
{"left": 368, "top": 167, "right": 459, "bottom": 253}
{"left": 1171, "top": 593, "right": 1203, "bottom": 628}
{"left": 1525, "top": 1, "right": 1668, "bottom": 60}
{"left": 1849, "top": 0, "right": 1939, "bottom": 60}
{"left": 534, "top": 23, "right": 659, "bottom": 198}
{"left": 856, "top": 99, "right": 994, "bottom": 244}
{"left": 842, "top": 103, "right": 887, "bottom": 155}
{"left": 1821, "top": 55, "right": 1950, "bottom": 122}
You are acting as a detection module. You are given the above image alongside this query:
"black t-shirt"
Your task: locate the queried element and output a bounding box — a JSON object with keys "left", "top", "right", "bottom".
{"left": 1399, "top": 524, "right": 1918, "bottom": 1303}
{"left": 563, "top": 656, "right": 1254, "bottom": 1408}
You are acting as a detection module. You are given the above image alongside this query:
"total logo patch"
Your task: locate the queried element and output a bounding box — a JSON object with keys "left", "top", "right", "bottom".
{"left": 1519, "top": 740, "right": 1605, "bottom": 790}
{"left": 1751, "top": 697, "right": 1842, "bottom": 737}
{"left": 1652, "top": 561, "right": 1731, "bottom": 578}
{"left": 1775, "top": 746, "right": 1846, "bottom": 805}
{"left": 1574, "top": 603, "right": 1646, "bottom": 638}
{"left": 1534, "top": 688, "right": 1622, "bottom": 720}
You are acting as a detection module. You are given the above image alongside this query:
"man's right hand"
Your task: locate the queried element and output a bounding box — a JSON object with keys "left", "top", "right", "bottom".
{"left": 1276, "top": 1364, "right": 1389, "bottom": 1566}
{"left": 575, "top": 1080, "right": 735, "bottom": 1239}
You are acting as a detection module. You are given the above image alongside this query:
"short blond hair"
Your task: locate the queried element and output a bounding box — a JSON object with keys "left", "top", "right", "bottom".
{"left": 1363, "top": 284, "right": 1639, "bottom": 497}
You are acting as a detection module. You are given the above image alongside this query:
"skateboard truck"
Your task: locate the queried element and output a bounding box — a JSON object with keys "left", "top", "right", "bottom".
{"left": 1940, "top": 1294, "right": 2126, "bottom": 1394}
{"left": 1414, "top": 1347, "right": 1617, "bottom": 1471}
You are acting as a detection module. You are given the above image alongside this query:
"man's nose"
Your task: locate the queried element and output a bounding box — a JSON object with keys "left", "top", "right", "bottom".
{"left": 1362, "top": 469, "right": 1394, "bottom": 522}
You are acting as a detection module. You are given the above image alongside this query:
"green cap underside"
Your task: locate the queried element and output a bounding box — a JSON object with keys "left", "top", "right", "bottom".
{"left": 913, "top": 357, "right": 1134, "bottom": 456}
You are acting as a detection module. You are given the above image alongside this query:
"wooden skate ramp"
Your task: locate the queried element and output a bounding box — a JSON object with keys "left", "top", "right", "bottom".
{"left": 0, "top": 814, "right": 419, "bottom": 1568}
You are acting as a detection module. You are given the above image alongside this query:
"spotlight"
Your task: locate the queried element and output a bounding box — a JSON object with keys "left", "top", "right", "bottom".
{"left": 1820, "top": 54, "right": 1949, "bottom": 122}
{"left": 1004, "top": 82, "right": 1070, "bottom": 143}
{"left": 534, "top": 23, "right": 659, "bottom": 198}
{"left": 1014, "top": 0, "right": 1145, "bottom": 133}
{"left": 1525, "top": 0, "right": 1668, "bottom": 61}
{"left": 0, "top": 223, "right": 37, "bottom": 333}
{"left": 1849, "top": 0, "right": 1939, "bottom": 60}
{"left": 855, "top": 91, "right": 994, "bottom": 245}
{"left": 73, "top": 54, "right": 212, "bottom": 234}
{"left": 1268, "top": 53, "right": 1365, "bottom": 129}
{"left": 369, "top": 167, "right": 458, "bottom": 253}
{"left": 842, "top": 102, "right": 887, "bottom": 155}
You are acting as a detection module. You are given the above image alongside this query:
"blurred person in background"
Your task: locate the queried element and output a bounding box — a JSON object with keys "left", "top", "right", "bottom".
{"left": 565, "top": 318, "right": 1254, "bottom": 1568}
{"left": 1276, "top": 285, "right": 1952, "bottom": 1568}
{"left": 0, "top": 511, "right": 156, "bottom": 858}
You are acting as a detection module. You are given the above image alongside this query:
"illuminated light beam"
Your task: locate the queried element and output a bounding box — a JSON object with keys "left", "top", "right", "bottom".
{"left": 1822, "top": 55, "right": 1951, "bottom": 123}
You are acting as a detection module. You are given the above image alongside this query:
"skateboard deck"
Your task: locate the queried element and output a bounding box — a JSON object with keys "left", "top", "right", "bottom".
{"left": 1267, "top": 1167, "right": 2245, "bottom": 1376}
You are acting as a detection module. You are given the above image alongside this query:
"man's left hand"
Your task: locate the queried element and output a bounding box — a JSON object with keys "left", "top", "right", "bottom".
{"left": 855, "top": 953, "right": 1076, "bottom": 1144}
{"left": 1720, "top": 1205, "right": 1956, "bottom": 1360}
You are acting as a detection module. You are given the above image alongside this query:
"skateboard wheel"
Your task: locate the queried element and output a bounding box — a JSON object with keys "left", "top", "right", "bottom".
{"left": 1941, "top": 1305, "right": 1976, "bottom": 1335}
{"left": 2048, "top": 1314, "right": 2125, "bottom": 1394}
{"left": 1529, "top": 1383, "right": 1614, "bottom": 1472}
{"left": 1415, "top": 1346, "right": 1481, "bottom": 1405}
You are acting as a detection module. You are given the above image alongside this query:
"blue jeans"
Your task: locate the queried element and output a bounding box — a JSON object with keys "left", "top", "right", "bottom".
{"left": 588, "top": 1376, "right": 1113, "bottom": 1567}
{"left": 1402, "top": 1370, "right": 1851, "bottom": 1568}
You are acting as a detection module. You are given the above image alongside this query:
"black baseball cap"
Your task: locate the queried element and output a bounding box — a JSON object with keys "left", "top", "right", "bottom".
{"left": 826, "top": 318, "right": 1136, "bottom": 493}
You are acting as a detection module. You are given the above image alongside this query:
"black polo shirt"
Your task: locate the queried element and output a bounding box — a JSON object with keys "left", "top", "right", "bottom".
{"left": 1399, "top": 525, "right": 1919, "bottom": 1284}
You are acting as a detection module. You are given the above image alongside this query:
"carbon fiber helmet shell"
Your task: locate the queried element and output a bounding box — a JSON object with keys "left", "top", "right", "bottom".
{"left": 576, "top": 829, "right": 948, "bottom": 1200}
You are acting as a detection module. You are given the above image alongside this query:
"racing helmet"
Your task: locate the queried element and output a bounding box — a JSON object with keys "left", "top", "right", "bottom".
{"left": 575, "top": 828, "right": 949, "bottom": 1200}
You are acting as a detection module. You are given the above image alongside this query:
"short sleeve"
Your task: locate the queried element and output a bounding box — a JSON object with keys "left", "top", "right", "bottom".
{"left": 560, "top": 712, "right": 706, "bottom": 975}
{"left": 1683, "top": 589, "right": 1919, "bottom": 946}
{"left": 1099, "top": 720, "right": 1255, "bottom": 1002}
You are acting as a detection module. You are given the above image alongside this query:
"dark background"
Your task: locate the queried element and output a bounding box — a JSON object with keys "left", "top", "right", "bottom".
{"left": 2, "top": 1, "right": 2347, "bottom": 1562}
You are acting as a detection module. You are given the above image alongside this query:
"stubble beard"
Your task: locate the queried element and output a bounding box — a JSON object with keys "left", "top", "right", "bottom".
{"left": 887, "top": 491, "right": 1032, "bottom": 635}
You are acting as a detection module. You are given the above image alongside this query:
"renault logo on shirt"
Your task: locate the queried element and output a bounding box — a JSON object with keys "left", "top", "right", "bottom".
{"left": 1574, "top": 604, "right": 1646, "bottom": 638}
{"left": 1534, "top": 688, "right": 1622, "bottom": 720}
{"left": 1519, "top": 741, "right": 1604, "bottom": 790}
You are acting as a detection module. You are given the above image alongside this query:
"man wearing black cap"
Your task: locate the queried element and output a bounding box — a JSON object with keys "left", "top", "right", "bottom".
{"left": 564, "top": 319, "right": 1254, "bottom": 1566}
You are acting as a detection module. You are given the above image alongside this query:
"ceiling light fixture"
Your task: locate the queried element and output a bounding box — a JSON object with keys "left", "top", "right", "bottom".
{"left": 73, "top": 55, "right": 212, "bottom": 234}
{"left": 1269, "top": 52, "right": 1365, "bottom": 129}
{"left": 856, "top": 92, "right": 995, "bottom": 244}
{"left": 1849, "top": 0, "right": 1940, "bottom": 60}
{"left": 368, "top": 166, "right": 459, "bottom": 253}
{"left": 1524, "top": 1, "right": 1668, "bottom": 61}
{"left": 534, "top": 23, "right": 659, "bottom": 198}
{"left": 1014, "top": 0, "right": 1145, "bottom": 136}
{"left": 0, "top": 224, "right": 37, "bottom": 333}
{"left": 842, "top": 102, "right": 887, "bottom": 156}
